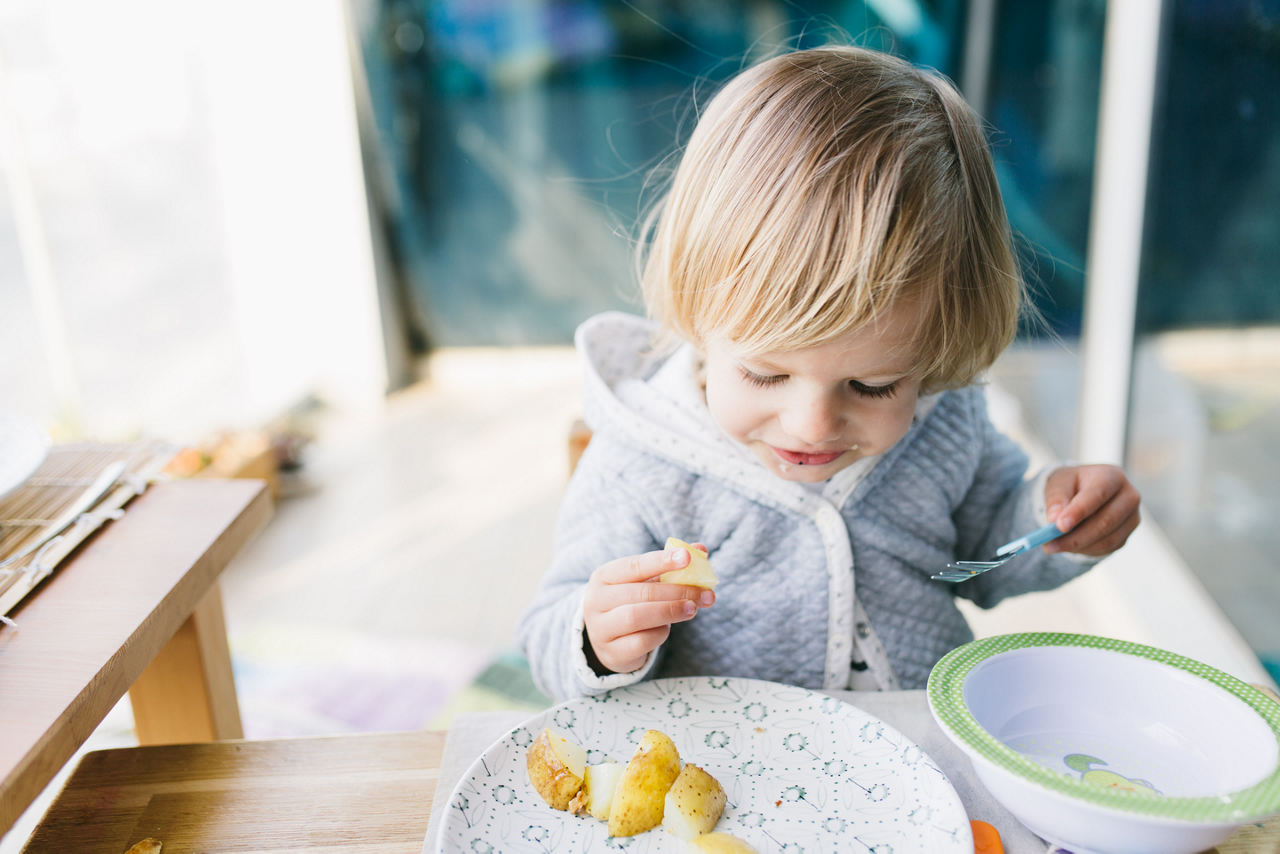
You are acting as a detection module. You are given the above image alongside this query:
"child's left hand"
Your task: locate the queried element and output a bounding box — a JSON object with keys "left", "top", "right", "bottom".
{"left": 1042, "top": 465, "right": 1141, "bottom": 557}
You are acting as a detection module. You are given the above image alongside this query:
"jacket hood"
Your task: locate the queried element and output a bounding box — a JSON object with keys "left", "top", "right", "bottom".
{"left": 577, "top": 312, "right": 749, "bottom": 462}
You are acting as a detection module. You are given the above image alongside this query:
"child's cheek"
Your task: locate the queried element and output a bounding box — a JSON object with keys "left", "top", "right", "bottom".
{"left": 704, "top": 364, "right": 768, "bottom": 443}
{"left": 711, "top": 384, "right": 757, "bottom": 445}
{"left": 703, "top": 374, "right": 749, "bottom": 443}
{"left": 865, "top": 393, "right": 919, "bottom": 452}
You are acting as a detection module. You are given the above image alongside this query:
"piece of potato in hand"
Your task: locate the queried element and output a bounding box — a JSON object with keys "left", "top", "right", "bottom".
{"left": 662, "top": 763, "right": 727, "bottom": 840}
{"left": 125, "top": 840, "right": 162, "bottom": 854}
{"left": 583, "top": 760, "right": 626, "bottom": 820}
{"left": 608, "top": 729, "right": 682, "bottom": 837}
{"left": 660, "top": 538, "right": 718, "bottom": 589}
{"left": 526, "top": 727, "right": 587, "bottom": 810}
{"left": 690, "top": 832, "right": 760, "bottom": 853}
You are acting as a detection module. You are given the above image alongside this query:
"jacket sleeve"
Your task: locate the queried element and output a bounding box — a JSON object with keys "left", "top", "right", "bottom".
{"left": 515, "top": 436, "right": 669, "bottom": 702}
{"left": 950, "top": 393, "right": 1098, "bottom": 609}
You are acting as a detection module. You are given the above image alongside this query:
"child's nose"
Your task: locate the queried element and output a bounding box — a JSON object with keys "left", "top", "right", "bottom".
{"left": 781, "top": 398, "right": 844, "bottom": 446}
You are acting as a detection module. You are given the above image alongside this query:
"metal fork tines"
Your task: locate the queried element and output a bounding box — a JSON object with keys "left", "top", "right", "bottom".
{"left": 931, "top": 522, "right": 1064, "bottom": 582}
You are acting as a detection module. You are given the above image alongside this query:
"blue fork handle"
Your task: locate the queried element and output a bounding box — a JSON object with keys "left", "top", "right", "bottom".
{"left": 996, "top": 522, "right": 1065, "bottom": 557}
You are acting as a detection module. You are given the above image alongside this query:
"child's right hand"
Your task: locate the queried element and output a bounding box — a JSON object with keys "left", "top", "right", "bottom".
{"left": 583, "top": 545, "right": 716, "bottom": 674}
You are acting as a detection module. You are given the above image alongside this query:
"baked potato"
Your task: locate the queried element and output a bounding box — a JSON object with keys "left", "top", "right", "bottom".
{"left": 661, "top": 763, "right": 727, "bottom": 840}
{"left": 582, "top": 760, "right": 626, "bottom": 820}
{"left": 526, "top": 727, "right": 587, "bottom": 810}
{"left": 659, "top": 538, "right": 718, "bottom": 589}
{"left": 608, "top": 729, "right": 683, "bottom": 836}
{"left": 690, "top": 832, "right": 760, "bottom": 853}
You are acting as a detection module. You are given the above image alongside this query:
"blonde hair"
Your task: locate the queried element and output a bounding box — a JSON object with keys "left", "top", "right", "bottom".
{"left": 640, "top": 46, "right": 1021, "bottom": 392}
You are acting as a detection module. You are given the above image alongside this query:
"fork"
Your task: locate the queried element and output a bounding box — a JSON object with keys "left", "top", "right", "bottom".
{"left": 931, "top": 522, "right": 1065, "bottom": 582}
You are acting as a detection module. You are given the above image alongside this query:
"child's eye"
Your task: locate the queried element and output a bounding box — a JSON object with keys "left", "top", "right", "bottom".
{"left": 849, "top": 379, "right": 899, "bottom": 399}
{"left": 739, "top": 367, "right": 787, "bottom": 389}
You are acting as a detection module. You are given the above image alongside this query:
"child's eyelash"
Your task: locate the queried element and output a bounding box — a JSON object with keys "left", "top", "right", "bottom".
{"left": 738, "top": 367, "right": 898, "bottom": 398}
{"left": 738, "top": 367, "right": 786, "bottom": 388}
{"left": 850, "top": 380, "right": 899, "bottom": 399}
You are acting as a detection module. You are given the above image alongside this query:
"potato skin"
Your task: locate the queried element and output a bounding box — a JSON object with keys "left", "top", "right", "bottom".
{"left": 662, "top": 763, "right": 726, "bottom": 839}
{"left": 526, "top": 728, "right": 584, "bottom": 810}
{"left": 608, "top": 730, "right": 682, "bottom": 837}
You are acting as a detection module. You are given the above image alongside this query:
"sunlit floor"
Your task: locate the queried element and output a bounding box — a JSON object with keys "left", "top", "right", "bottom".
{"left": 219, "top": 347, "right": 584, "bottom": 737}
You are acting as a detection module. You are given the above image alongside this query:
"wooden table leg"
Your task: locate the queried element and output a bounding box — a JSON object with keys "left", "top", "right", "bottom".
{"left": 128, "top": 582, "right": 243, "bottom": 744}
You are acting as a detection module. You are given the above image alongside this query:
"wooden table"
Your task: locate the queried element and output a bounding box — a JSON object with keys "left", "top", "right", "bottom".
{"left": 0, "top": 479, "right": 273, "bottom": 835}
{"left": 19, "top": 731, "right": 446, "bottom": 853}
{"left": 18, "top": 712, "right": 1280, "bottom": 853}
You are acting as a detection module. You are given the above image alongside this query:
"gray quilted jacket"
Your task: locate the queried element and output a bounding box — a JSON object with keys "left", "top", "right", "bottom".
{"left": 515, "top": 313, "right": 1095, "bottom": 700}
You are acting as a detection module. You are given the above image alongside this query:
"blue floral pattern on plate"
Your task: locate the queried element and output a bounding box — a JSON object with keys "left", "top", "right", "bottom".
{"left": 437, "top": 677, "right": 970, "bottom": 854}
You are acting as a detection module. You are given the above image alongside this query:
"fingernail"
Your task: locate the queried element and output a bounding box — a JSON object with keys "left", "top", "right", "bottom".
{"left": 699, "top": 591, "right": 714, "bottom": 606}
{"left": 1059, "top": 516, "right": 1074, "bottom": 531}
{"left": 683, "top": 600, "right": 697, "bottom": 616}
{"left": 1047, "top": 503, "right": 1062, "bottom": 520}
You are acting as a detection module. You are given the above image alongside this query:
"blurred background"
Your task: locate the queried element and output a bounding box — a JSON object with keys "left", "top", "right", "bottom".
{"left": 0, "top": 0, "right": 1278, "bottom": 845}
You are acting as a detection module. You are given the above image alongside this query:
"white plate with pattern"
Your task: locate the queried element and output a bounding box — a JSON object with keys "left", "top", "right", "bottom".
{"left": 437, "top": 677, "right": 971, "bottom": 854}
{"left": 0, "top": 414, "right": 49, "bottom": 504}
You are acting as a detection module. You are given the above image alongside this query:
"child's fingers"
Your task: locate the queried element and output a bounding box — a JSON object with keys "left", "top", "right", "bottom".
{"left": 591, "top": 599, "right": 698, "bottom": 644}
{"left": 1047, "top": 465, "right": 1129, "bottom": 532}
{"left": 592, "top": 625, "right": 670, "bottom": 674}
{"left": 1044, "top": 488, "right": 1141, "bottom": 555}
{"left": 1051, "top": 505, "right": 1141, "bottom": 556}
{"left": 595, "top": 546, "right": 691, "bottom": 585}
{"left": 586, "top": 584, "right": 710, "bottom": 674}
{"left": 588, "top": 601, "right": 701, "bottom": 665}
{"left": 591, "top": 581, "right": 715, "bottom": 613}
{"left": 1043, "top": 467, "right": 1081, "bottom": 524}
{"left": 1077, "top": 507, "right": 1141, "bottom": 555}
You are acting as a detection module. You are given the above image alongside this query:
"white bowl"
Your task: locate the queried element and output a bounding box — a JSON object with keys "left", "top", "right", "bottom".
{"left": 928, "top": 633, "right": 1280, "bottom": 854}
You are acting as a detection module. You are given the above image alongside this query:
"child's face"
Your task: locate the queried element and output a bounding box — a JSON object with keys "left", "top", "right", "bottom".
{"left": 703, "top": 302, "right": 923, "bottom": 483}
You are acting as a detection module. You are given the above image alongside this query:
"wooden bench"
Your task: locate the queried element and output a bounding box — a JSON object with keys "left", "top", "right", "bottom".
{"left": 20, "top": 730, "right": 446, "bottom": 853}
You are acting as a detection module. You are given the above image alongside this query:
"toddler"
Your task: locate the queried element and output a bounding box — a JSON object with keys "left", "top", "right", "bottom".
{"left": 516, "top": 46, "right": 1140, "bottom": 700}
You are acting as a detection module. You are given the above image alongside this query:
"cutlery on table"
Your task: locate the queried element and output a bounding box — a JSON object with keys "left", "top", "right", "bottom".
{"left": 0, "top": 460, "right": 127, "bottom": 572}
{"left": 932, "top": 521, "right": 1065, "bottom": 582}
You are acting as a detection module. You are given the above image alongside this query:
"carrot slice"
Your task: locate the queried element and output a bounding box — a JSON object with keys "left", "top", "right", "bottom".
{"left": 971, "top": 820, "right": 1004, "bottom": 854}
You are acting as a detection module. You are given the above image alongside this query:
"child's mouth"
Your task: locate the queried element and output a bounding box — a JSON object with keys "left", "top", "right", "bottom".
{"left": 770, "top": 447, "right": 845, "bottom": 466}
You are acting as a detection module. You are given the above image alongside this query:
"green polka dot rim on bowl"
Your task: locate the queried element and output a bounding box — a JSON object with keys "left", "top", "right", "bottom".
{"left": 927, "top": 633, "right": 1280, "bottom": 824}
